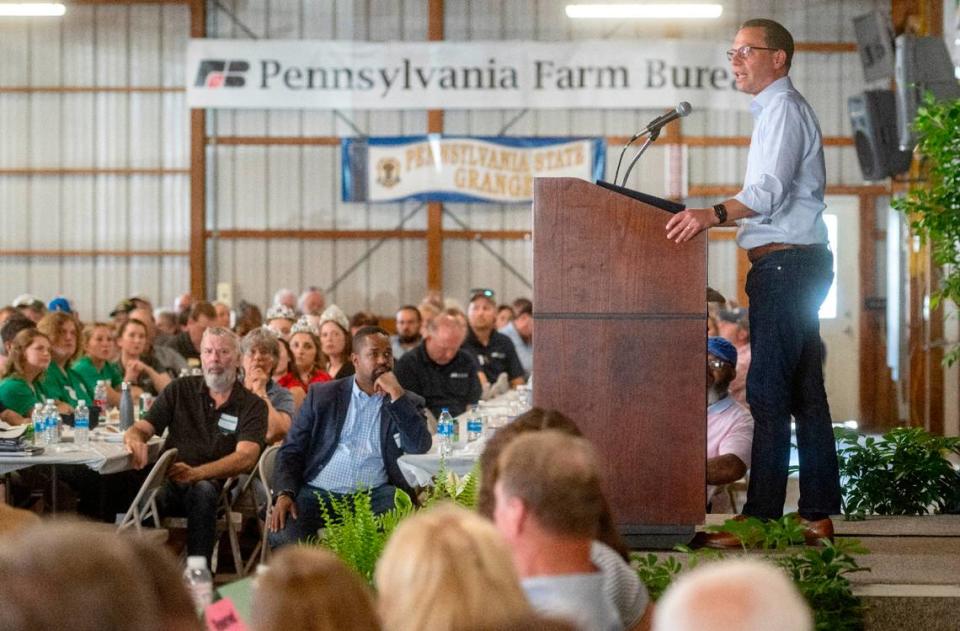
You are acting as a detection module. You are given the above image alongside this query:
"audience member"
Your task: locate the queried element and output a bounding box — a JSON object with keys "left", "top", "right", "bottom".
{"left": 163, "top": 301, "right": 216, "bottom": 364}
{"left": 36, "top": 312, "right": 90, "bottom": 409}
{"left": 463, "top": 290, "right": 525, "bottom": 388}
{"left": 0, "top": 305, "right": 17, "bottom": 329}
{"left": 376, "top": 504, "right": 532, "bottom": 631}
{"left": 264, "top": 303, "right": 298, "bottom": 340}
{"left": 653, "top": 559, "right": 812, "bottom": 631}
{"left": 110, "top": 297, "right": 137, "bottom": 327}
{"left": 0, "top": 521, "right": 167, "bottom": 631}
{"left": 252, "top": 546, "right": 380, "bottom": 631}
{"left": 417, "top": 301, "right": 440, "bottom": 336}
{"left": 299, "top": 287, "right": 326, "bottom": 316}
{"left": 496, "top": 303, "right": 515, "bottom": 330}
{"left": 241, "top": 328, "right": 295, "bottom": 443}
{"left": 319, "top": 305, "right": 355, "bottom": 380}
{"left": 174, "top": 292, "right": 194, "bottom": 314}
{"left": 213, "top": 300, "right": 232, "bottom": 329}
{"left": 116, "top": 318, "right": 173, "bottom": 396}
{"left": 500, "top": 297, "right": 533, "bottom": 379}
{"left": 390, "top": 305, "right": 422, "bottom": 360}
{"left": 717, "top": 306, "right": 751, "bottom": 408}
{"left": 350, "top": 310, "right": 380, "bottom": 335}
{"left": 12, "top": 294, "right": 46, "bottom": 323}
{"left": 278, "top": 318, "right": 331, "bottom": 403}
{"left": 394, "top": 311, "right": 482, "bottom": 418}
{"left": 478, "top": 408, "right": 650, "bottom": 631}
{"left": 269, "top": 326, "right": 430, "bottom": 548}
{"left": 124, "top": 327, "right": 267, "bottom": 564}
{"left": 273, "top": 288, "right": 298, "bottom": 312}
{"left": 154, "top": 307, "right": 180, "bottom": 339}
{"left": 0, "top": 329, "right": 53, "bottom": 419}
{"left": 124, "top": 534, "right": 202, "bottom": 631}
{"left": 72, "top": 322, "right": 125, "bottom": 406}
{"left": 0, "top": 313, "right": 36, "bottom": 379}
{"left": 494, "top": 431, "right": 623, "bottom": 631}
{"left": 129, "top": 306, "right": 188, "bottom": 377}
{"left": 233, "top": 300, "right": 264, "bottom": 337}
{"left": 703, "top": 337, "right": 754, "bottom": 515}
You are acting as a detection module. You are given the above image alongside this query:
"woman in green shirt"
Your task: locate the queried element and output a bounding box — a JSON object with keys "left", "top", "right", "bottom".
{"left": 37, "top": 312, "right": 90, "bottom": 410}
{"left": 71, "top": 322, "right": 130, "bottom": 407}
{"left": 0, "top": 329, "right": 53, "bottom": 420}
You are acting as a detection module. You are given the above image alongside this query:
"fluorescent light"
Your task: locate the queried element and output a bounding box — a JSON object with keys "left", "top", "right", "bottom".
{"left": 0, "top": 3, "right": 66, "bottom": 16}
{"left": 566, "top": 3, "right": 722, "bottom": 19}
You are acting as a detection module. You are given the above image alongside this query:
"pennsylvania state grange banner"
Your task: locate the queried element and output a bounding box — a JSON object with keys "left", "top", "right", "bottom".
{"left": 187, "top": 39, "right": 742, "bottom": 111}
{"left": 342, "top": 136, "right": 605, "bottom": 204}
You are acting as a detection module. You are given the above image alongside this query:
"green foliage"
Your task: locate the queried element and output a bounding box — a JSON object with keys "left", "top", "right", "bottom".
{"left": 706, "top": 515, "right": 807, "bottom": 550}
{"left": 890, "top": 94, "right": 960, "bottom": 366}
{"left": 423, "top": 459, "right": 480, "bottom": 509}
{"left": 835, "top": 426, "right": 960, "bottom": 518}
{"left": 310, "top": 487, "right": 413, "bottom": 583}
{"left": 633, "top": 537, "right": 869, "bottom": 631}
{"left": 775, "top": 538, "right": 870, "bottom": 631}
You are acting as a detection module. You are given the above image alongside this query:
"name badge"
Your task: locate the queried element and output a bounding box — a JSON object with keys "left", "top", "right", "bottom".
{"left": 218, "top": 413, "right": 238, "bottom": 434}
{"left": 491, "top": 352, "right": 506, "bottom": 359}
{"left": 449, "top": 372, "right": 469, "bottom": 379}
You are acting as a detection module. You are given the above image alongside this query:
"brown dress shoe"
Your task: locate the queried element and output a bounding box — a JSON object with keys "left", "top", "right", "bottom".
{"left": 798, "top": 516, "right": 834, "bottom": 546}
{"left": 695, "top": 514, "right": 749, "bottom": 549}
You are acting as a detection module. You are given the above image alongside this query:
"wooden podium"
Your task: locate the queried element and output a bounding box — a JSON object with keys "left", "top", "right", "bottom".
{"left": 532, "top": 177, "right": 707, "bottom": 547}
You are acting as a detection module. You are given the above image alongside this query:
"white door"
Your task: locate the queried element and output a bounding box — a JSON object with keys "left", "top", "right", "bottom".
{"left": 819, "top": 195, "right": 861, "bottom": 424}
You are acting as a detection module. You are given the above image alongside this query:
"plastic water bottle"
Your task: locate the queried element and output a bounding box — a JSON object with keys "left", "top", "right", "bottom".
{"left": 183, "top": 555, "right": 213, "bottom": 616}
{"left": 93, "top": 380, "right": 108, "bottom": 414}
{"left": 466, "top": 405, "right": 483, "bottom": 442}
{"left": 74, "top": 400, "right": 90, "bottom": 447}
{"left": 437, "top": 408, "right": 454, "bottom": 457}
{"left": 31, "top": 403, "right": 46, "bottom": 447}
{"left": 44, "top": 399, "right": 60, "bottom": 445}
{"left": 119, "top": 382, "right": 134, "bottom": 431}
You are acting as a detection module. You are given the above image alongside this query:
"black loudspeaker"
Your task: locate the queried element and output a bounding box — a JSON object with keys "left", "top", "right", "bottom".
{"left": 848, "top": 90, "right": 912, "bottom": 181}
{"left": 894, "top": 34, "right": 960, "bottom": 150}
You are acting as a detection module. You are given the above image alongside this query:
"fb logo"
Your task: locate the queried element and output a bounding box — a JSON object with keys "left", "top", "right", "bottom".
{"left": 194, "top": 60, "right": 249, "bottom": 88}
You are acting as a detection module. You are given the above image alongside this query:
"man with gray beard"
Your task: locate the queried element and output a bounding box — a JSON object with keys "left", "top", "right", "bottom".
{"left": 124, "top": 327, "right": 267, "bottom": 565}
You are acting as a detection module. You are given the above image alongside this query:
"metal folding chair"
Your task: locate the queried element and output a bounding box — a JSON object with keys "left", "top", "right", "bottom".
{"left": 117, "top": 448, "right": 178, "bottom": 534}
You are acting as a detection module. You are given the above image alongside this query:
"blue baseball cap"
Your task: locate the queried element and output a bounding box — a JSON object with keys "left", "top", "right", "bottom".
{"left": 708, "top": 336, "right": 737, "bottom": 367}
{"left": 47, "top": 296, "right": 73, "bottom": 314}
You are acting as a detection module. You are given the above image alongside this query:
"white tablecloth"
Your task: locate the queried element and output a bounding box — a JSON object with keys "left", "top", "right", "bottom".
{"left": 0, "top": 432, "right": 163, "bottom": 476}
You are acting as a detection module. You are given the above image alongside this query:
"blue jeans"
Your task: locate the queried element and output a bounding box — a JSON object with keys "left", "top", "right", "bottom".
{"left": 742, "top": 246, "right": 841, "bottom": 520}
{"left": 157, "top": 479, "right": 222, "bottom": 564}
{"left": 268, "top": 483, "right": 399, "bottom": 549}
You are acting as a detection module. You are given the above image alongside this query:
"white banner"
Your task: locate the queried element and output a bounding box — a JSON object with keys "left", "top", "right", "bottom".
{"left": 187, "top": 39, "right": 744, "bottom": 110}
{"left": 343, "top": 136, "right": 604, "bottom": 203}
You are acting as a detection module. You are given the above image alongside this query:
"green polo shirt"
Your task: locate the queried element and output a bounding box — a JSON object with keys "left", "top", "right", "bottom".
{"left": 40, "top": 362, "right": 92, "bottom": 408}
{"left": 0, "top": 376, "right": 45, "bottom": 417}
{"left": 71, "top": 356, "right": 123, "bottom": 397}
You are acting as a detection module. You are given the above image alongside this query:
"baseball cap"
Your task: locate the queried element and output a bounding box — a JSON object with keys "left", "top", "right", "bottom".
{"left": 718, "top": 307, "right": 749, "bottom": 329}
{"left": 47, "top": 296, "right": 73, "bottom": 314}
{"left": 12, "top": 294, "right": 44, "bottom": 311}
{"left": 109, "top": 298, "right": 136, "bottom": 318}
{"left": 708, "top": 336, "right": 738, "bottom": 367}
{"left": 468, "top": 288, "right": 496, "bottom": 304}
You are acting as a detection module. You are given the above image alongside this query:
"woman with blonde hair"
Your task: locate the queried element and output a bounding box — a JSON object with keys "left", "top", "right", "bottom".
{"left": 375, "top": 503, "right": 531, "bottom": 631}
{"left": 37, "top": 311, "right": 90, "bottom": 409}
{"left": 252, "top": 546, "right": 380, "bottom": 631}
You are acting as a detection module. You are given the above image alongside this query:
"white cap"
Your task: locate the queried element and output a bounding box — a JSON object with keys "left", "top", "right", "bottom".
{"left": 186, "top": 556, "right": 207, "bottom": 570}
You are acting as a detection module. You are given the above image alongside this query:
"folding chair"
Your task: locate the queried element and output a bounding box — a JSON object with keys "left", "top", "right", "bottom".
{"left": 248, "top": 444, "right": 281, "bottom": 570}
{"left": 117, "top": 448, "right": 178, "bottom": 535}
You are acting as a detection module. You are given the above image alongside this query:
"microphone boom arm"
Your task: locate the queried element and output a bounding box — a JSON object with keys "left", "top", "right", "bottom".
{"left": 619, "top": 127, "right": 660, "bottom": 187}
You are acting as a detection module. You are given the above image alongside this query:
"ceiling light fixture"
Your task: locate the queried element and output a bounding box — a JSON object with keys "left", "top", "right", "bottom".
{"left": 0, "top": 3, "right": 66, "bottom": 17}
{"left": 566, "top": 4, "right": 723, "bottom": 19}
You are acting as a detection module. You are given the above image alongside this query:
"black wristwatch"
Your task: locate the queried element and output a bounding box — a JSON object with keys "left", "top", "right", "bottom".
{"left": 713, "top": 203, "right": 728, "bottom": 224}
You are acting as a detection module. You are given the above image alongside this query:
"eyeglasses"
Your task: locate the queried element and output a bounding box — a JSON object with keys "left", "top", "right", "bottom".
{"left": 725, "top": 45, "right": 779, "bottom": 61}
{"left": 707, "top": 358, "right": 727, "bottom": 370}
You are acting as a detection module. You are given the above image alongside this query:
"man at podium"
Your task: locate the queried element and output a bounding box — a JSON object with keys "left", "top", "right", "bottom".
{"left": 666, "top": 18, "right": 840, "bottom": 544}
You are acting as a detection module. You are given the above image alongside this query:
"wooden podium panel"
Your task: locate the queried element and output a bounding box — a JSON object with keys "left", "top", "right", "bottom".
{"left": 533, "top": 177, "right": 707, "bottom": 534}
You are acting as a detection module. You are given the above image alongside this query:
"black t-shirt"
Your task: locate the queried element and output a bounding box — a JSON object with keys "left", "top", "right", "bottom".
{"left": 462, "top": 327, "right": 525, "bottom": 383}
{"left": 166, "top": 331, "right": 200, "bottom": 363}
{"left": 394, "top": 342, "right": 482, "bottom": 418}
{"left": 144, "top": 375, "right": 267, "bottom": 468}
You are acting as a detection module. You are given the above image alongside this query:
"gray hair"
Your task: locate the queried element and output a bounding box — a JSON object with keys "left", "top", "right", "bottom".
{"left": 241, "top": 327, "right": 280, "bottom": 361}
{"left": 273, "top": 288, "right": 297, "bottom": 307}
{"left": 200, "top": 326, "right": 240, "bottom": 354}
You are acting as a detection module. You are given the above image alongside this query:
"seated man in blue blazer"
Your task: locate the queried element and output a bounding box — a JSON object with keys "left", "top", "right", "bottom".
{"left": 268, "top": 326, "right": 432, "bottom": 548}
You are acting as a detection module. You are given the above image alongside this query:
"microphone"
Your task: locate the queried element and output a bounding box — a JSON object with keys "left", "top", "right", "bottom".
{"left": 613, "top": 102, "right": 692, "bottom": 184}
{"left": 642, "top": 101, "right": 692, "bottom": 135}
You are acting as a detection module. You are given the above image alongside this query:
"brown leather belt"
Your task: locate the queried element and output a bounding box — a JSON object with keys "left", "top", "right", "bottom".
{"left": 747, "top": 242, "right": 826, "bottom": 264}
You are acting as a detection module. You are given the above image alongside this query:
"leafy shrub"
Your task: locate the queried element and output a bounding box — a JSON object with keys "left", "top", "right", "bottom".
{"left": 835, "top": 426, "right": 960, "bottom": 518}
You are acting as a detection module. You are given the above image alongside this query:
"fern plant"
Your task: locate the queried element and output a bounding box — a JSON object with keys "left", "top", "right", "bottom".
{"left": 423, "top": 458, "right": 481, "bottom": 509}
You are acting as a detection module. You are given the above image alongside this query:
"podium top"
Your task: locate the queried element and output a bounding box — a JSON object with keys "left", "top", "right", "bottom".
{"left": 595, "top": 181, "right": 685, "bottom": 214}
